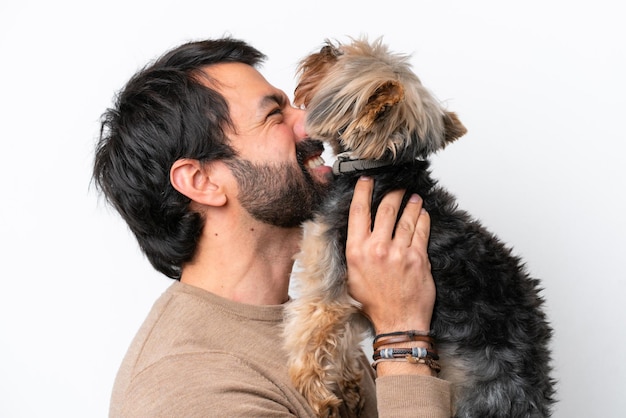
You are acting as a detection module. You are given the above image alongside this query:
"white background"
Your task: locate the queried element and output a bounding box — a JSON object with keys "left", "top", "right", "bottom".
{"left": 1, "top": 1, "right": 624, "bottom": 416}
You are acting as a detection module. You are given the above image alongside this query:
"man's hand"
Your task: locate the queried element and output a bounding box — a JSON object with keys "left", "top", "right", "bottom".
{"left": 346, "top": 176, "right": 435, "bottom": 335}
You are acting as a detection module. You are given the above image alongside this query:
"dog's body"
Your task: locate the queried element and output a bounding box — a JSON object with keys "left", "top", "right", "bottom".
{"left": 283, "top": 38, "right": 555, "bottom": 417}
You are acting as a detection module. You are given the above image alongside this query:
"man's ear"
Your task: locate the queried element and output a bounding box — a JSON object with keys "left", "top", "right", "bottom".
{"left": 170, "top": 159, "right": 227, "bottom": 207}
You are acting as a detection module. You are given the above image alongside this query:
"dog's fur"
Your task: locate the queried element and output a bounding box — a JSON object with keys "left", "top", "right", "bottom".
{"left": 283, "top": 38, "right": 555, "bottom": 418}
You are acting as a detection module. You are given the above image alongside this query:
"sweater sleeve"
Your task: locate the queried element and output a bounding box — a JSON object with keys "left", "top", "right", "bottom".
{"left": 376, "top": 375, "right": 452, "bottom": 418}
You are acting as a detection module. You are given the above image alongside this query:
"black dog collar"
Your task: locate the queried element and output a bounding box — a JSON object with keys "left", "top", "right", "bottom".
{"left": 332, "top": 153, "right": 394, "bottom": 175}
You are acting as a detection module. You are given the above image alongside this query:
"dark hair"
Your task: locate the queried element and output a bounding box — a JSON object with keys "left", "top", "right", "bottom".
{"left": 93, "top": 38, "right": 266, "bottom": 279}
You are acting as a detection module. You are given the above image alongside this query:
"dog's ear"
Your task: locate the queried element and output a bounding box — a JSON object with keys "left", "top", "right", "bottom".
{"left": 443, "top": 111, "right": 467, "bottom": 144}
{"left": 359, "top": 80, "right": 405, "bottom": 129}
{"left": 294, "top": 42, "right": 341, "bottom": 108}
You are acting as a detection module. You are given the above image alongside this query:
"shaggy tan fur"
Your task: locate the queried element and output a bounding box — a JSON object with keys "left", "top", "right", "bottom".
{"left": 285, "top": 220, "right": 369, "bottom": 417}
{"left": 293, "top": 38, "right": 464, "bottom": 161}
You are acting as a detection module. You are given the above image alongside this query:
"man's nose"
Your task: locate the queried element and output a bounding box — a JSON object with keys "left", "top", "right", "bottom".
{"left": 290, "top": 107, "right": 308, "bottom": 141}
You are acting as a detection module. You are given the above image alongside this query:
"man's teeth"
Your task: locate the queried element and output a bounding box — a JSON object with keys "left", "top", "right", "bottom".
{"left": 306, "top": 156, "right": 325, "bottom": 169}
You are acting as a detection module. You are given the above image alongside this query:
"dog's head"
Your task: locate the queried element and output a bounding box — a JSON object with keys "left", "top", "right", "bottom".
{"left": 294, "top": 38, "right": 467, "bottom": 162}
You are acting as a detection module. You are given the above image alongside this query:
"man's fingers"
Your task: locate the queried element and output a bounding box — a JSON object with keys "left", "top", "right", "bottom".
{"left": 370, "top": 189, "right": 405, "bottom": 240}
{"left": 412, "top": 207, "right": 431, "bottom": 248}
{"left": 348, "top": 180, "right": 429, "bottom": 250}
{"left": 394, "top": 193, "right": 423, "bottom": 247}
{"left": 347, "top": 176, "right": 374, "bottom": 245}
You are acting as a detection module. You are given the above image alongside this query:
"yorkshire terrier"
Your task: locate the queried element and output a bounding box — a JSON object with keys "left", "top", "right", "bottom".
{"left": 283, "top": 38, "right": 555, "bottom": 417}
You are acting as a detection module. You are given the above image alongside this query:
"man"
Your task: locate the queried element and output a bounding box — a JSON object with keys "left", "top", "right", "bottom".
{"left": 94, "top": 37, "right": 451, "bottom": 417}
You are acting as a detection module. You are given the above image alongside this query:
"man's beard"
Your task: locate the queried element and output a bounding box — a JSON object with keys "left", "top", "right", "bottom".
{"left": 226, "top": 140, "right": 331, "bottom": 228}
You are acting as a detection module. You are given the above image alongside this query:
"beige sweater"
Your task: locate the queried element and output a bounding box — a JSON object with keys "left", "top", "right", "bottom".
{"left": 110, "top": 282, "right": 451, "bottom": 417}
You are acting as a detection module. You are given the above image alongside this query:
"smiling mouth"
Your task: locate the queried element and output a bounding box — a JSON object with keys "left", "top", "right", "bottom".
{"left": 296, "top": 139, "right": 326, "bottom": 168}
{"left": 297, "top": 139, "right": 333, "bottom": 184}
{"left": 305, "top": 154, "right": 326, "bottom": 169}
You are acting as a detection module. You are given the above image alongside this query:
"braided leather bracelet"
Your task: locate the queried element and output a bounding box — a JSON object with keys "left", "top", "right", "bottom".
{"left": 373, "top": 334, "right": 435, "bottom": 350}
{"left": 373, "top": 347, "right": 439, "bottom": 361}
{"left": 373, "top": 330, "right": 435, "bottom": 350}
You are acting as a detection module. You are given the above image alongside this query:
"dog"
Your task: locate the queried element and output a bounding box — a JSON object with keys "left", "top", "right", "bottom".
{"left": 283, "top": 37, "right": 555, "bottom": 417}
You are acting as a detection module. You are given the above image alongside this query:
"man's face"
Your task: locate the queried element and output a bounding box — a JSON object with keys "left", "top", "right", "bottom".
{"left": 226, "top": 140, "right": 330, "bottom": 227}
{"left": 202, "top": 63, "right": 333, "bottom": 226}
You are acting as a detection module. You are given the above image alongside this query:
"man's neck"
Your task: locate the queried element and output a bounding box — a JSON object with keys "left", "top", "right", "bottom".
{"left": 180, "top": 213, "right": 302, "bottom": 305}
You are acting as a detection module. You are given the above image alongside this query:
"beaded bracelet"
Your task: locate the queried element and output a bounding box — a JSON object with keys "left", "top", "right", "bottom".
{"left": 371, "top": 345, "right": 441, "bottom": 373}
{"left": 373, "top": 347, "right": 439, "bottom": 361}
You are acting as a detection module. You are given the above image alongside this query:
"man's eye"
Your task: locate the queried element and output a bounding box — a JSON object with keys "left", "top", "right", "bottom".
{"left": 268, "top": 108, "right": 283, "bottom": 118}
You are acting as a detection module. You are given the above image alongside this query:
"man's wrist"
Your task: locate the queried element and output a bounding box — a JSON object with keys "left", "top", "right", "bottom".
{"left": 371, "top": 329, "right": 440, "bottom": 377}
